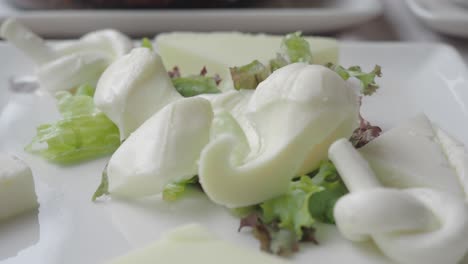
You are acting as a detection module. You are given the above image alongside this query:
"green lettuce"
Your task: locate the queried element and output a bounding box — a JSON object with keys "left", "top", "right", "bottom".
{"left": 238, "top": 161, "right": 347, "bottom": 255}
{"left": 162, "top": 176, "right": 199, "bottom": 202}
{"left": 280, "top": 31, "right": 313, "bottom": 64}
{"left": 308, "top": 160, "right": 348, "bottom": 224}
{"left": 26, "top": 85, "right": 120, "bottom": 164}
{"left": 141, "top": 37, "right": 153, "bottom": 51}
{"left": 172, "top": 76, "right": 221, "bottom": 97}
{"left": 230, "top": 60, "right": 271, "bottom": 90}
{"left": 327, "top": 63, "right": 382, "bottom": 96}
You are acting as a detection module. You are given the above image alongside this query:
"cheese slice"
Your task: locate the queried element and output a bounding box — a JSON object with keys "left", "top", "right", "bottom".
{"left": 0, "top": 154, "right": 37, "bottom": 220}
{"left": 156, "top": 32, "right": 338, "bottom": 90}
{"left": 107, "top": 224, "right": 289, "bottom": 264}
{"left": 359, "top": 114, "right": 466, "bottom": 197}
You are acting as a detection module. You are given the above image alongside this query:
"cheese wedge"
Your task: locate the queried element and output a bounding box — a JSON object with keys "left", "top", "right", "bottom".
{"left": 107, "top": 224, "right": 289, "bottom": 264}
{"left": 359, "top": 114, "right": 466, "bottom": 197}
{"left": 0, "top": 154, "right": 37, "bottom": 220}
{"left": 156, "top": 32, "right": 338, "bottom": 90}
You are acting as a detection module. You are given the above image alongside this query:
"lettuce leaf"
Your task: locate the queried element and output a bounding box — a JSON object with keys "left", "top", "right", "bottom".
{"left": 238, "top": 161, "right": 347, "bottom": 255}
{"left": 172, "top": 76, "right": 221, "bottom": 97}
{"left": 162, "top": 176, "right": 200, "bottom": 202}
{"left": 230, "top": 60, "right": 270, "bottom": 90}
{"left": 26, "top": 88, "right": 120, "bottom": 164}
{"left": 308, "top": 161, "right": 348, "bottom": 224}
{"left": 261, "top": 176, "right": 322, "bottom": 238}
{"left": 141, "top": 37, "right": 153, "bottom": 51}
{"left": 280, "top": 31, "right": 313, "bottom": 64}
{"left": 327, "top": 63, "right": 382, "bottom": 96}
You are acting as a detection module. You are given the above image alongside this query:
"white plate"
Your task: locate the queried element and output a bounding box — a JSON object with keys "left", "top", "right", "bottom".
{"left": 0, "top": 0, "right": 382, "bottom": 37}
{"left": 406, "top": 0, "right": 468, "bottom": 38}
{"left": 1, "top": 41, "right": 468, "bottom": 264}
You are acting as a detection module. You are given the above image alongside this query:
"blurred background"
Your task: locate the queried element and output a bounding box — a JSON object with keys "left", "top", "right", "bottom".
{"left": 0, "top": 1, "right": 467, "bottom": 62}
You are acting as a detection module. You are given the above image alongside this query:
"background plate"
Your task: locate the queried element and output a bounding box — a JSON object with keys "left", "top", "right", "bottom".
{"left": 1, "top": 41, "right": 468, "bottom": 264}
{"left": 0, "top": 0, "right": 382, "bottom": 37}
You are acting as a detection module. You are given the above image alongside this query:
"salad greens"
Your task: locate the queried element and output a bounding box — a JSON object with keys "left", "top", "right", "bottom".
{"left": 327, "top": 64, "right": 382, "bottom": 96}
{"left": 26, "top": 84, "right": 120, "bottom": 164}
{"left": 141, "top": 37, "right": 153, "bottom": 50}
{"left": 230, "top": 32, "right": 382, "bottom": 94}
{"left": 172, "top": 76, "right": 220, "bottom": 97}
{"left": 92, "top": 165, "right": 110, "bottom": 201}
{"left": 162, "top": 176, "right": 200, "bottom": 202}
{"left": 280, "top": 31, "right": 313, "bottom": 64}
{"left": 238, "top": 161, "right": 347, "bottom": 255}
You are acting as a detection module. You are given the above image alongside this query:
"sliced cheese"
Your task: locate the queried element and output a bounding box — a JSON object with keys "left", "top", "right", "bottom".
{"left": 107, "top": 224, "right": 289, "bottom": 264}
{"left": 156, "top": 32, "right": 338, "bottom": 90}
{"left": 359, "top": 114, "right": 466, "bottom": 197}
{"left": 107, "top": 97, "right": 213, "bottom": 198}
{"left": 198, "top": 64, "right": 358, "bottom": 207}
{"left": 94, "top": 48, "right": 182, "bottom": 140}
{"left": 0, "top": 154, "right": 37, "bottom": 220}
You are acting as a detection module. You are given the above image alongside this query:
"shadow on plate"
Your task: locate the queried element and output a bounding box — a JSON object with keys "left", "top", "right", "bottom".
{"left": 0, "top": 209, "right": 39, "bottom": 260}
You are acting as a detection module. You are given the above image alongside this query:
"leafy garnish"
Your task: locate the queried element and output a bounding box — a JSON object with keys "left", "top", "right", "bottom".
{"left": 169, "top": 67, "right": 222, "bottom": 97}
{"left": 230, "top": 60, "right": 270, "bottom": 90}
{"left": 280, "top": 31, "right": 313, "bottom": 64}
{"left": 261, "top": 176, "right": 321, "bottom": 238}
{"left": 26, "top": 89, "right": 120, "bottom": 163}
{"left": 92, "top": 164, "right": 110, "bottom": 201}
{"left": 327, "top": 63, "right": 382, "bottom": 96}
{"left": 162, "top": 176, "right": 199, "bottom": 202}
{"left": 308, "top": 161, "right": 347, "bottom": 224}
{"left": 238, "top": 161, "right": 347, "bottom": 255}
{"left": 350, "top": 112, "right": 383, "bottom": 148}
{"left": 141, "top": 37, "right": 153, "bottom": 50}
{"left": 172, "top": 76, "right": 221, "bottom": 97}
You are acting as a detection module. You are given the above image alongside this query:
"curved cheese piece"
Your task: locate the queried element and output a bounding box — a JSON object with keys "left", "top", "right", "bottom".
{"left": 330, "top": 139, "right": 468, "bottom": 264}
{"left": 0, "top": 154, "right": 37, "bottom": 220}
{"left": 198, "top": 64, "right": 359, "bottom": 207}
{"left": 94, "top": 48, "right": 182, "bottom": 139}
{"left": 107, "top": 97, "right": 213, "bottom": 198}
{"left": 0, "top": 18, "right": 133, "bottom": 92}
{"left": 108, "top": 224, "right": 289, "bottom": 264}
{"left": 359, "top": 114, "right": 466, "bottom": 197}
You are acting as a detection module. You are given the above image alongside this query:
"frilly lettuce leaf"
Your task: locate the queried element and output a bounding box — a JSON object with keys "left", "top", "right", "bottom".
{"left": 280, "top": 31, "right": 313, "bottom": 64}
{"left": 261, "top": 176, "right": 321, "bottom": 238}
{"left": 26, "top": 87, "right": 120, "bottom": 164}
{"left": 308, "top": 161, "right": 348, "bottom": 224}
{"left": 238, "top": 161, "right": 347, "bottom": 255}
{"left": 327, "top": 63, "right": 382, "bottom": 96}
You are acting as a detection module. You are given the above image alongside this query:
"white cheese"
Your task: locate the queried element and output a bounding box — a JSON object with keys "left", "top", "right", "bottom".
{"left": 0, "top": 154, "right": 37, "bottom": 220}
{"left": 359, "top": 114, "right": 465, "bottom": 197}
{"left": 156, "top": 32, "right": 338, "bottom": 90}
{"left": 107, "top": 97, "right": 213, "bottom": 198}
{"left": 198, "top": 63, "right": 358, "bottom": 207}
{"left": 329, "top": 139, "right": 468, "bottom": 264}
{"left": 94, "top": 48, "right": 182, "bottom": 139}
{"left": 0, "top": 19, "right": 133, "bottom": 92}
{"left": 107, "top": 224, "right": 289, "bottom": 264}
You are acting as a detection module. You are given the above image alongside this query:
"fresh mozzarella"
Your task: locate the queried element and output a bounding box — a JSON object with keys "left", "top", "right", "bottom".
{"left": 0, "top": 154, "right": 37, "bottom": 220}
{"left": 198, "top": 63, "right": 359, "bottom": 207}
{"left": 94, "top": 48, "right": 182, "bottom": 139}
{"left": 107, "top": 97, "right": 213, "bottom": 198}
{"left": 329, "top": 139, "right": 468, "bottom": 264}
{"left": 0, "top": 18, "right": 133, "bottom": 92}
{"left": 359, "top": 114, "right": 466, "bottom": 197}
{"left": 107, "top": 224, "right": 289, "bottom": 264}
